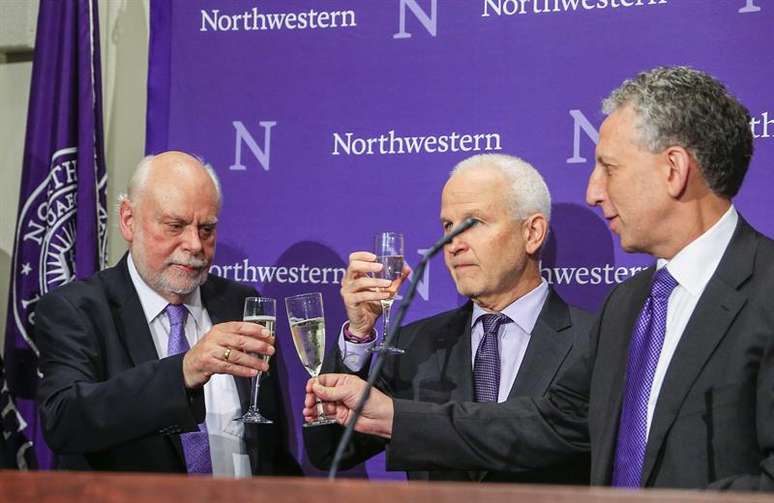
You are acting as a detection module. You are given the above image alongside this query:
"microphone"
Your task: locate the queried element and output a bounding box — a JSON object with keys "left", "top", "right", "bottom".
{"left": 423, "top": 217, "right": 479, "bottom": 258}
{"left": 327, "top": 217, "right": 479, "bottom": 479}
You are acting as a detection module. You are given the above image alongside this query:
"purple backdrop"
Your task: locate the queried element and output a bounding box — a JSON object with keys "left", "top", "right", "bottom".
{"left": 145, "top": 0, "right": 774, "bottom": 478}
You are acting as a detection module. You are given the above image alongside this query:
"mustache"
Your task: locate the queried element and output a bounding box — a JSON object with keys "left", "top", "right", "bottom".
{"left": 166, "top": 254, "right": 208, "bottom": 269}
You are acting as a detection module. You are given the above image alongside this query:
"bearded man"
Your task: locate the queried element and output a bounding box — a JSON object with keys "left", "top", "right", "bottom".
{"left": 36, "top": 151, "right": 300, "bottom": 476}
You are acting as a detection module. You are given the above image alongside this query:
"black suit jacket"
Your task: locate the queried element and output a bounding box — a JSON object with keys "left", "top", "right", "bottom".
{"left": 388, "top": 217, "right": 774, "bottom": 491}
{"left": 35, "top": 255, "right": 300, "bottom": 475}
{"left": 305, "top": 287, "right": 593, "bottom": 483}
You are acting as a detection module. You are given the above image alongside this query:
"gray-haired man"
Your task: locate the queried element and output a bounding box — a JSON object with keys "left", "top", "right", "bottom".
{"left": 304, "top": 153, "right": 593, "bottom": 483}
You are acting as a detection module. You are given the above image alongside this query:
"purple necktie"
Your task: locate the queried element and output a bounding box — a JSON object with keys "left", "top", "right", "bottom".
{"left": 166, "top": 304, "right": 213, "bottom": 475}
{"left": 612, "top": 267, "right": 678, "bottom": 487}
{"left": 474, "top": 313, "right": 511, "bottom": 402}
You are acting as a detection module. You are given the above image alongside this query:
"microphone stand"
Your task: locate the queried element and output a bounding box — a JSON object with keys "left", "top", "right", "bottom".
{"left": 328, "top": 218, "right": 478, "bottom": 479}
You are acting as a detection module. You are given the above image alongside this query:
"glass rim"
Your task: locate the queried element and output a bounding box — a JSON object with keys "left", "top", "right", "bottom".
{"left": 244, "top": 296, "right": 277, "bottom": 302}
{"left": 284, "top": 292, "right": 323, "bottom": 301}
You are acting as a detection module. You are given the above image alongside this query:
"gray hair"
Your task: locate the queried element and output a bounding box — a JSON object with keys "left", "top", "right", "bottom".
{"left": 451, "top": 154, "right": 551, "bottom": 222}
{"left": 118, "top": 153, "right": 222, "bottom": 205}
{"left": 602, "top": 66, "right": 753, "bottom": 198}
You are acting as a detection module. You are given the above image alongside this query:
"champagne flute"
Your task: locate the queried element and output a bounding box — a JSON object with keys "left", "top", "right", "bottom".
{"left": 369, "top": 232, "right": 405, "bottom": 355}
{"left": 285, "top": 292, "right": 336, "bottom": 427}
{"left": 235, "top": 297, "right": 275, "bottom": 424}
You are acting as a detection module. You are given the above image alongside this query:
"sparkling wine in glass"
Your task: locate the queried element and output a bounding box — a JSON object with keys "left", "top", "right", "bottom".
{"left": 285, "top": 292, "right": 336, "bottom": 427}
{"left": 370, "top": 232, "right": 405, "bottom": 355}
{"left": 235, "top": 297, "right": 276, "bottom": 424}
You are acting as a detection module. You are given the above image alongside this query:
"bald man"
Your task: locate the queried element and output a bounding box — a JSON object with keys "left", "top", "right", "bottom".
{"left": 35, "top": 152, "right": 300, "bottom": 476}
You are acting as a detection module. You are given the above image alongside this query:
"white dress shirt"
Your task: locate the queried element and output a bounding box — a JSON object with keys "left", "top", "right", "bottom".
{"left": 646, "top": 205, "right": 738, "bottom": 436}
{"left": 127, "top": 254, "right": 251, "bottom": 477}
{"left": 339, "top": 279, "right": 550, "bottom": 403}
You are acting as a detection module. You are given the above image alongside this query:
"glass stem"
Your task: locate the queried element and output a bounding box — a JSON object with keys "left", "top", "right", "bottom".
{"left": 382, "top": 299, "right": 393, "bottom": 346}
{"left": 250, "top": 371, "right": 262, "bottom": 411}
{"left": 316, "top": 398, "right": 326, "bottom": 420}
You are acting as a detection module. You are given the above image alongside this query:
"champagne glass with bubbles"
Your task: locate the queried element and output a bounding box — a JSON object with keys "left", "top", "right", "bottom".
{"left": 369, "top": 232, "right": 405, "bottom": 355}
{"left": 236, "top": 297, "right": 275, "bottom": 424}
{"left": 285, "top": 292, "right": 336, "bottom": 427}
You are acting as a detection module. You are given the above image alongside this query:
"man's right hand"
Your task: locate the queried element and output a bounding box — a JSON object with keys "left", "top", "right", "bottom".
{"left": 304, "top": 373, "right": 395, "bottom": 438}
{"left": 182, "top": 321, "right": 274, "bottom": 389}
{"left": 340, "top": 251, "right": 410, "bottom": 339}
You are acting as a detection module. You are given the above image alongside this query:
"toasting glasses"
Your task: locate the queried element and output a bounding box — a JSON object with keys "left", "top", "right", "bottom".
{"left": 285, "top": 292, "right": 337, "bottom": 427}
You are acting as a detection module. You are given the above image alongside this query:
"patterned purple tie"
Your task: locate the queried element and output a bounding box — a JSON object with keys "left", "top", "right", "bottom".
{"left": 612, "top": 267, "right": 678, "bottom": 487}
{"left": 474, "top": 313, "right": 511, "bottom": 402}
{"left": 165, "top": 304, "right": 213, "bottom": 475}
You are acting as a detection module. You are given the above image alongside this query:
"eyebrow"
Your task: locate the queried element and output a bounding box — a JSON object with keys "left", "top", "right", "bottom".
{"left": 161, "top": 214, "right": 218, "bottom": 225}
{"left": 440, "top": 210, "right": 483, "bottom": 224}
{"left": 596, "top": 154, "right": 616, "bottom": 165}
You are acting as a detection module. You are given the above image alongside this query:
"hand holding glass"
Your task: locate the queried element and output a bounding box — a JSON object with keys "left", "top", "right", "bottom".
{"left": 285, "top": 292, "right": 336, "bottom": 427}
{"left": 236, "top": 297, "right": 275, "bottom": 424}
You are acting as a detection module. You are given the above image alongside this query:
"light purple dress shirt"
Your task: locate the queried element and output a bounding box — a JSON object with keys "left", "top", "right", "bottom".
{"left": 340, "top": 280, "right": 550, "bottom": 403}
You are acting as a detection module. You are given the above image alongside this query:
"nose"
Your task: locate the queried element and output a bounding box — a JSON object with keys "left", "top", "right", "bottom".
{"left": 586, "top": 164, "right": 607, "bottom": 208}
{"left": 445, "top": 232, "right": 468, "bottom": 256}
{"left": 182, "top": 225, "right": 203, "bottom": 254}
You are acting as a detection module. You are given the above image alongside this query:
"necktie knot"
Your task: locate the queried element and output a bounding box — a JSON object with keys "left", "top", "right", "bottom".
{"left": 480, "top": 313, "right": 511, "bottom": 336}
{"left": 166, "top": 303, "right": 188, "bottom": 327}
{"left": 166, "top": 304, "right": 190, "bottom": 356}
{"left": 650, "top": 267, "right": 678, "bottom": 299}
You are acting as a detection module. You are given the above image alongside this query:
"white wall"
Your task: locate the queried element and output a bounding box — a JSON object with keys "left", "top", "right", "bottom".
{"left": 0, "top": 0, "right": 149, "bottom": 349}
{"left": 0, "top": 50, "right": 33, "bottom": 352}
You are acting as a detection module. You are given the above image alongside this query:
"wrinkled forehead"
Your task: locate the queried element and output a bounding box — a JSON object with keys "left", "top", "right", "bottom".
{"left": 440, "top": 169, "right": 509, "bottom": 218}
{"left": 139, "top": 171, "right": 220, "bottom": 221}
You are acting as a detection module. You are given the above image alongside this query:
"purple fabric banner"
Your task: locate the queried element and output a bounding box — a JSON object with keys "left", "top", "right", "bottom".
{"left": 146, "top": 0, "right": 774, "bottom": 478}
{"left": 4, "top": 0, "right": 108, "bottom": 469}
{"left": 0, "top": 361, "right": 34, "bottom": 469}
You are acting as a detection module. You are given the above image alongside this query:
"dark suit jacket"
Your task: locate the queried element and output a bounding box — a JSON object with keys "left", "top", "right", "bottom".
{"left": 35, "top": 254, "right": 300, "bottom": 475}
{"left": 305, "top": 287, "right": 593, "bottom": 483}
{"left": 388, "top": 217, "right": 774, "bottom": 491}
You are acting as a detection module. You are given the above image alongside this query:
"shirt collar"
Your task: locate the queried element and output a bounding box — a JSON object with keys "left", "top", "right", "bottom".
{"left": 656, "top": 205, "right": 738, "bottom": 297}
{"left": 127, "top": 253, "right": 205, "bottom": 329}
{"left": 471, "top": 279, "right": 549, "bottom": 334}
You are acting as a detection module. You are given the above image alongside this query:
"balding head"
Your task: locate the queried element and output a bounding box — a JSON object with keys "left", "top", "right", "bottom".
{"left": 125, "top": 151, "right": 222, "bottom": 211}
{"left": 119, "top": 151, "right": 221, "bottom": 304}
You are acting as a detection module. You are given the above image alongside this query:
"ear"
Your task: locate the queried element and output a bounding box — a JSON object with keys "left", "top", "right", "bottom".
{"left": 523, "top": 213, "right": 549, "bottom": 256}
{"left": 664, "top": 146, "right": 692, "bottom": 199}
{"left": 119, "top": 199, "right": 136, "bottom": 243}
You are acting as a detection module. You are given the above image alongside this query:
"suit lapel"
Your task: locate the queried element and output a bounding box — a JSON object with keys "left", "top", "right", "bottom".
{"left": 509, "top": 289, "right": 573, "bottom": 398}
{"left": 440, "top": 303, "right": 478, "bottom": 482}
{"left": 433, "top": 303, "right": 474, "bottom": 402}
{"left": 107, "top": 255, "right": 186, "bottom": 466}
{"left": 108, "top": 255, "right": 161, "bottom": 366}
{"left": 640, "top": 219, "right": 755, "bottom": 485}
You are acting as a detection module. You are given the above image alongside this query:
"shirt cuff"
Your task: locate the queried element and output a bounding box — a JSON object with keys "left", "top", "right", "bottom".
{"left": 338, "top": 322, "right": 376, "bottom": 372}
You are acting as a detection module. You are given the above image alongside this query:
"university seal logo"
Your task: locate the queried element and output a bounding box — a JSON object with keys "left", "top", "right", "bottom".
{"left": 10, "top": 147, "right": 107, "bottom": 356}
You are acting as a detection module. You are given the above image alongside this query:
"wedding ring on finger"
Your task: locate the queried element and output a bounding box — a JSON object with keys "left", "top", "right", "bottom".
{"left": 223, "top": 347, "right": 232, "bottom": 362}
